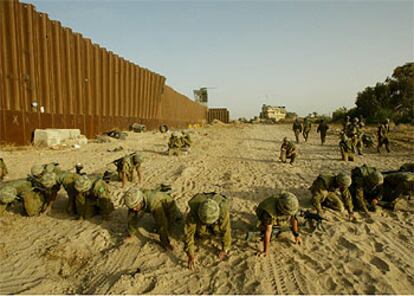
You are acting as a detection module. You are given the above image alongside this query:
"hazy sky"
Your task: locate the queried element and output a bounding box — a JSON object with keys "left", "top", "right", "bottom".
{"left": 27, "top": 0, "right": 413, "bottom": 119}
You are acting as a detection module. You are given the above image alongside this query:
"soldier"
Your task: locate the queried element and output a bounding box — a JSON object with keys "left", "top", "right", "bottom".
{"left": 377, "top": 122, "right": 391, "bottom": 153}
{"left": 115, "top": 154, "right": 134, "bottom": 188}
{"left": 256, "top": 192, "right": 301, "bottom": 257}
{"left": 316, "top": 119, "right": 329, "bottom": 145}
{"left": 27, "top": 169, "right": 60, "bottom": 214}
{"left": 89, "top": 176, "right": 115, "bottom": 218}
{"left": 348, "top": 118, "right": 363, "bottom": 155}
{"left": 131, "top": 153, "right": 143, "bottom": 183}
{"left": 74, "top": 175, "right": 93, "bottom": 219}
{"left": 302, "top": 118, "right": 312, "bottom": 142}
{"left": 75, "top": 163, "right": 85, "bottom": 175}
{"left": 0, "top": 179, "right": 33, "bottom": 215}
{"left": 279, "top": 137, "right": 297, "bottom": 165}
{"left": 0, "top": 186, "right": 17, "bottom": 215}
{"left": 184, "top": 192, "right": 231, "bottom": 270}
{"left": 310, "top": 173, "right": 355, "bottom": 220}
{"left": 350, "top": 165, "right": 383, "bottom": 214}
{"left": 292, "top": 118, "right": 303, "bottom": 143}
{"left": 168, "top": 132, "right": 185, "bottom": 156}
{"left": 0, "top": 158, "right": 8, "bottom": 181}
{"left": 182, "top": 131, "right": 192, "bottom": 149}
{"left": 400, "top": 162, "right": 414, "bottom": 172}
{"left": 339, "top": 132, "right": 355, "bottom": 161}
{"left": 124, "top": 188, "right": 182, "bottom": 250}
{"left": 381, "top": 172, "right": 414, "bottom": 210}
{"left": 58, "top": 171, "right": 81, "bottom": 215}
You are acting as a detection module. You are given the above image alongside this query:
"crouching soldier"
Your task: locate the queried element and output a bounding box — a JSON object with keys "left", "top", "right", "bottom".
{"left": 351, "top": 165, "right": 383, "bottom": 215}
{"left": 279, "top": 137, "right": 297, "bottom": 165}
{"left": 58, "top": 171, "right": 79, "bottom": 215}
{"left": 381, "top": 172, "right": 414, "bottom": 210}
{"left": 90, "top": 176, "right": 114, "bottom": 218}
{"left": 74, "top": 175, "right": 93, "bottom": 219}
{"left": 168, "top": 132, "right": 185, "bottom": 156}
{"left": 182, "top": 131, "right": 192, "bottom": 149}
{"left": 0, "top": 186, "right": 18, "bottom": 215}
{"left": 124, "top": 188, "right": 183, "bottom": 250}
{"left": 339, "top": 133, "right": 355, "bottom": 161}
{"left": 0, "top": 180, "right": 33, "bottom": 215}
{"left": 256, "top": 192, "right": 301, "bottom": 257}
{"left": 184, "top": 192, "right": 231, "bottom": 270}
{"left": 28, "top": 171, "right": 59, "bottom": 215}
{"left": 310, "top": 173, "right": 355, "bottom": 220}
{"left": 0, "top": 158, "right": 8, "bottom": 181}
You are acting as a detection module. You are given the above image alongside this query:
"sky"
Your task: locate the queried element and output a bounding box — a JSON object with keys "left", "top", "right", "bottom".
{"left": 26, "top": 0, "right": 414, "bottom": 119}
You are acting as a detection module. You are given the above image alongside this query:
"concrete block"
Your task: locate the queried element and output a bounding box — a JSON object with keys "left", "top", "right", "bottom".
{"left": 33, "top": 129, "right": 83, "bottom": 147}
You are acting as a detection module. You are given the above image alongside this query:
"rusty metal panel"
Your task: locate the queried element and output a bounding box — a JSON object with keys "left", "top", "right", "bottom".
{"left": 54, "top": 114, "right": 65, "bottom": 129}
{"left": 73, "top": 33, "right": 83, "bottom": 115}
{"left": 83, "top": 39, "right": 92, "bottom": 115}
{"left": 93, "top": 45, "right": 101, "bottom": 116}
{"left": 51, "top": 21, "right": 63, "bottom": 114}
{"left": 119, "top": 58, "right": 126, "bottom": 117}
{"left": 4, "top": 111, "right": 25, "bottom": 144}
{"left": 66, "top": 114, "right": 76, "bottom": 129}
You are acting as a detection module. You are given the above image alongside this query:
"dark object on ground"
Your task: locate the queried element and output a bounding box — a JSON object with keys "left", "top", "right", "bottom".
{"left": 104, "top": 130, "right": 128, "bottom": 140}
{"left": 301, "top": 210, "right": 327, "bottom": 232}
{"left": 130, "top": 123, "right": 146, "bottom": 133}
{"left": 107, "top": 146, "right": 124, "bottom": 152}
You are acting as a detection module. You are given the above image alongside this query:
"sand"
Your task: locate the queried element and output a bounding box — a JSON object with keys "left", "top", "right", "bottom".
{"left": 0, "top": 123, "right": 413, "bottom": 294}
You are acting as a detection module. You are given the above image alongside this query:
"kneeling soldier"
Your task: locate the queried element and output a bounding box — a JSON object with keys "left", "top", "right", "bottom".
{"left": 310, "top": 173, "right": 355, "bottom": 220}
{"left": 124, "top": 188, "right": 183, "bottom": 250}
{"left": 256, "top": 192, "right": 301, "bottom": 257}
{"left": 279, "top": 137, "right": 297, "bottom": 165}
{"left": 184, "top": 192, "right": 231, "bottom": 270}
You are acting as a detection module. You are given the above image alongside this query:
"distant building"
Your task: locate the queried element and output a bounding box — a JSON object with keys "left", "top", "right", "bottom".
{"left": 260, "top": 104, "right": 287, "bottom": 122}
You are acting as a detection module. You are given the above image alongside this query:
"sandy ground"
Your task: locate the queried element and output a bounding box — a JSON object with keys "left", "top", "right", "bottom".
{"left": 0, "top": 123, "right": 413, "bottom": 294}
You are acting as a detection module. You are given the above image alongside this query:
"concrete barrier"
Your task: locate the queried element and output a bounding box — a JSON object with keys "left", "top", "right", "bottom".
{"left": 33, "top": 129, "right": 84, "bottom": 147}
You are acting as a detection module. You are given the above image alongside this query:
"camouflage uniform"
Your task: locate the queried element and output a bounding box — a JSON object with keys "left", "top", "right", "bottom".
{"left": 350, "top": 165, "right": 383, "bottom": 213}
{"left": 310, "top": 174, "right": 353, "bottom": 214}
{"left": 74, "top": 175, "right": 93, "bottom": 219}
{"left": 279, "top": 138, "right": 297, "bottom": 164}
{"left": 126, "top": 189, "right": 182, "bottom": 247}
{"left": 347, "top": 119, "right": 363, "bottom": 155}
{"left": 28, "top": 171, "right": 60, "bottom": 213}
{"left": 302, "top": 119, "right": 312, "bottom": 142}
{"left": 316, "top": 120, "right": 329, "bottom": 145}
{"left": 292, "top": 119, "right": 303, "bottom": 143}
{"left": 381, "top": 172, "right": 414, "bottom": 209}
{"left": 377, "top": 123, "right": 390, "bottom": 153}
{"left": 256, "top": 195, "right": 295, "bottom": 229}
{"left": 0, "top": 180, "right": 33, "bottom": 215}
{"left": 184, "top": 193, "right": 231, "bottom": 257}
{"left": 0, "top": 158, "right": 8, "bottom": 181}
{"left": 116, "top": 155, "right": 134, "bottom": 182}
{"left": 0, "top": 186, "right": 18, "bottom": 215}
{"left": 339, "top": 133, "right": 355, "bottom": 161}
{"left": 58, "top": 171, "right": 79, "bottom": 215}
{"left": 168, "top": 133, "right": 185, "bottom": 156}
{"left": 182, "top": 132, "right": 192, "bottom": 149}
{"left": 131, "top": 153, "right": 143, "bottom": 183}
{"left": 90, "top": 177, "right": 114, "bottom": 218}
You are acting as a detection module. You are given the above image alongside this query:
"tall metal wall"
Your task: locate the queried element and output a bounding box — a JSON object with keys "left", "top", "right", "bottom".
{"left": 0, "top": 0, "right": 206, "bottom": 145}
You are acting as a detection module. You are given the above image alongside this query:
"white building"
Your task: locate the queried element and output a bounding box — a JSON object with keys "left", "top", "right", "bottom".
{"left": 260, "top": 104, "right": 287, "bottom": 122}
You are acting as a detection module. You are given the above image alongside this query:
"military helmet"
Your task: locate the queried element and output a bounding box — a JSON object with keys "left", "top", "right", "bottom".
{"left": 44, "top": 163, "right": 57, "bottom": 174}
{"left": 336, "top": 173, "right": 352, "bottom": 187}
{"left": 132, "top": 153, "right": 142, "bottom": 164}
{"left": 198, "top": 198, "right": 220, "bottom": 225}
{"left": 31, "top": 165, "right": 44, "bottom": 177}
{"left": 276, "top": 192, "right": 299, "bottom": 215}
{"left": 40, "top": 172, "right": 57, "bottom": 189}
{"left": 0, "top": 186, "right": 17, "bottom": 204}
{"left": 124, "top": 188, "right": 144, "bottom": 209}
{"left": 75, "top": 175, "right": 92, "bottom": 193}
{"left": 75, "top": 162, "right": 83, "bottom": 169}
{"left": 369, "top": 171, "right": 384, "bottom": 186}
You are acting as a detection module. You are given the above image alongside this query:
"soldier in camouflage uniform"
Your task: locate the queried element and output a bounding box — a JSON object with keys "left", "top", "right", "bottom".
{"left": 0, "top": 179, "right": 33, "bottom": 215}
{"left": 381, "top": 172, "right": 414, "bottom": 210}
{"left": 27, "top": 168, "right": 60, "bottom": 214}
{"left": 124, "top": 188, "right": 182, "bottom": 249}
{"left": 350, "top": 165, "right": 383, "bottom": 214}
{"left": 279, "top": 137, "right": 297, "bottom": 165}
{"left": 302, "top": 118, "right": 312, "bottom": 142}
{"left": 0, "top": 158, "right": 8, "bottom": 181}
{"left": 292, "top": 118, "right": 303, "bottom": 143}
{"left": 310, "top": 173, "right": 355, "bottom": 220}
{"left": 168, "top": 132, "right": 186, "bottom": 156}
{"left": 58, "top": 171, "right": 79, "bottom": 215}
{"left": 184, "top": 192, "right": 231, "bottom": 270}
{"left": 377, "top": 122, "right": 390, "bottom": 153}
{"left": 0, "top": 186, "right": 18, "bottom": 215}
{"left": 115, "top": 154, "right": 134, "bottom": 188}
{"left": 182, "top": 131, "right": 192, "bottom": 149}
{"left": 347, "top": 118, "right": 363, "bottom": 155}
{"left": 74, "top": 175, "right": 93, "bottom": 219}
{"left": 316, "top": 119, "right": 329, "bottom": 145}
{"left": 256, "top": 192, "right": 301, "bottom": 257}
{"left": 339, "top": 132, "right": 355, "bottom": 161}
{"left": 89, "top": 176, "right": 115, "bottom": 218}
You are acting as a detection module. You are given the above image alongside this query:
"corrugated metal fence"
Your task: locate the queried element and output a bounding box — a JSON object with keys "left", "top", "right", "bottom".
{"left": 0, "top": 0, "right": 207, "bottom": 145}
{"left": 208, "top": 108, "right": 230, "bottom": 123}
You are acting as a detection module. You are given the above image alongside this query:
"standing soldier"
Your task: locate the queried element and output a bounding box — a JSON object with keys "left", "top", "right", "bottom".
{"left": 292, "top": 118, "right": 303, "bottom": 143}
{"left": 347, "top": 118, "right": 363, "bottom": 155}
{"left": 310, "top": 173, "right": 355, "bottom": 220}
{"left": 316, "top": 119, "right": 329, "bottom": 145}
{"left": 377, "top": 122, "right": 391, "bottom": 153}
{"left": 302, "top": 118, "right": 312, "bottom": 142}
{"left": 256, "top": 192, "right": 301, "bottom": 257}
{"left": 339, "top": 132, "right": 355, "bottom": 161}
{"left": 123, "top": 187, "right": 182, "bottom": 249}
{"left": 184, "top": 192, "right": 231, "bottom": 270}
{"left": 0, "top": 158, "right": 8, "bottom": 181}
{"left": 350, "top": 165, "right": 384, "bottom": 214}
